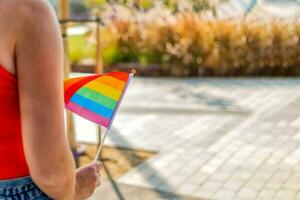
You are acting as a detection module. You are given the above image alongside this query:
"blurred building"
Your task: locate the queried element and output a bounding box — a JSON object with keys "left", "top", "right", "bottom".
{"left": 214, "top": 0, "right": 300, "bottom": 20}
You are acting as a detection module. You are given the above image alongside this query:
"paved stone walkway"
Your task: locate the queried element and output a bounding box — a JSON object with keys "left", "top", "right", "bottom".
{"left": 73, "top": 77, "right": 300, "bottom": 200}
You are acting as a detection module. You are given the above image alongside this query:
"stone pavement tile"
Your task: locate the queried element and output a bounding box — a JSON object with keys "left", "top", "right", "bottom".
{"left": 256, "top": 189, "right": 276, "bottom": 200}
{"left": 239, "top": 160, "right": 262, "bottom": 173}
{"left": 265, "top": 170, "right": 292, "bottom": 190}
{"left": 176, "top": 182, "right": 199, "bottom": 196}
{"left": 264, "top": 180, "right": 284, "bottom": 191}
{"left": 244, "top": 179, "right": 265, "bottom": 191}
{"left": 197, "top": 180, "right": 222, "bottom": 195}
{"left": 75, "top": 78, "right": 300, "bottom": 145}
{"left": 231, "top": 150, "right": 251, "bottom": 161}
{"left": 230, "top": 170, "right": 252, "bottom": 182}
{"left": 294, "top": 192, "right": 300, "bottom": 200}
{"left": 252, "top": 171, "right": 273, "bottom": 182}
{"left": 187, "top": 171, "right": 209, "bottom": 185}
{"left": 209, "top": 173, "right": 231, "bottom": 183}
{"left": 290, "top": 148, "right": 300, "bottom": 158}
{"left": 213, "top": 189, "right": 236, "bottom": 200}
{"left": 227, "top": 157, "right": 245, "bottom": 166}
{"left": 164, "top": 176, "right": 188, "bottom": 189}
{"left": 76, "top": 78, "right": 300, "bottom": 199}
{"left": 243, "top": 171, "right": 273, "bottom": 191}
{"left": 291, "top": 116, "right": 300, "bottom": 128}
{"left": 292, "top": 162, "right": 300, "bottom": 172}
{"left": 107, "top": 114, "right": 237, "bottom": 151}
{"left": 184, "top": 158, "right": 207, "bottom": 169}
{"left": 273, "top": 189, "right": 297, "bottom": 200}
{"left": 201, "top": 164, "right": 219, "bottom": 174}
{"left": 283, "top": 172, "right": 300, "bottom": 190}
{"left": 236, "top": 187, "right": 258, "bottom": 199}
{"left": 194, "top": 190, "right": 214, "bottom": 200}
{"left": 216, "top": 150, "right": 235, "bottom": 161}
{"left": 146, "top": 176, "right": 166, "bottom": 187}
{"left": 251, "top": 151, "right": 271, "bottom": 162}
{"left": 156, "top": 183, "right": 176, "bottom": 194}
{"left": 206, "top": 156, "right": 228, "bottom": 169}
{"left": 283, "top": 160, "right": 300, "bottom": 169}
{"left": 176, "top": 168, "right": 199, "bottom": 179}
{"left": 239, "top": 145, "right": 257, "bottom": 155}
{"left": 293, "top": 131, "right": 300, "bottom": 140}
{"left": 218, "top": 164, "right": 239, "bottom": 174}
{"left": 223, "top": 177, "right": 245, "bottom": 191}
{"left": 259, "top": 164, "right": 277, "bottom": 175}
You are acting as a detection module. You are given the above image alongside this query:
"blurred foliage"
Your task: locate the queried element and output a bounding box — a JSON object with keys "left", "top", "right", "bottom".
{"left": 68, "top": 35, "right": 96, "bottom": 63}
{"left": 67, "top": 2, "right": 299, "bottom": 75}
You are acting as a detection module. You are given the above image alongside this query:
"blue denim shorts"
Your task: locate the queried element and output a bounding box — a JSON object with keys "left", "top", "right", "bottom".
{"left": 0, "top": 177, "right": 52, "bottom": 200}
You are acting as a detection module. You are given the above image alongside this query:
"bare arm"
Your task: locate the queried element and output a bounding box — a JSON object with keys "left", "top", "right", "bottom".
{"left": 15, "top": 1, "right": 75, "bottom": 199}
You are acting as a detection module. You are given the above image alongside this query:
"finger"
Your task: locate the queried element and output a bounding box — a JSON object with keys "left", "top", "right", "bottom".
{"left": 95, "top": 170, "right": 100, "bottom": 177}
{"left": 94, "top": 161, "right": 103, "bottom": 172}
{"left": 96, "top": 178, "right": 101, "bottom": 187}
{"left": 94, "top": 172, "right": 101, "bottom": 187}
{"left": 97, "top": 161, "right": 103, "bottom": 169}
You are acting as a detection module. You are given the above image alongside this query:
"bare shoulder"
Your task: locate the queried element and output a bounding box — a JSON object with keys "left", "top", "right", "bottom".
{"left": 2, "top": 0, "right": 57, "bottom": 30}
{"left": 0, "top": 0, "right": 57, "bottom": 73}
{"left": 17, "top": 0, "right": 56, "bottom": 23}
{"left": 13, "top": 0, "right": 63, "bottom": 74}
{"left": 0, "top": 0, "right": 56, "bottom": 34}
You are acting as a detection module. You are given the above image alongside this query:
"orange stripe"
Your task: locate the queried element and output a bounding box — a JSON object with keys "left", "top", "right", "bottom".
{"left": 95, "top": 76, "right": 125, "bottom": 91}
{"left": 64, "top": 77, "right": 86, "bottom": 93}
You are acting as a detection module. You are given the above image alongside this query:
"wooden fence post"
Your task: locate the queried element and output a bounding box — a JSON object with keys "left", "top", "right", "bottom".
{"left": 59, "top": 0, "right": 79, "bottom": 167}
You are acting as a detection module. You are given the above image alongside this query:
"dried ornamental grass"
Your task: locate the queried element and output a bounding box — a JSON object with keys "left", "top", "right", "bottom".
{"left": 94, "top": 6, "right": 300, "bottom": 75}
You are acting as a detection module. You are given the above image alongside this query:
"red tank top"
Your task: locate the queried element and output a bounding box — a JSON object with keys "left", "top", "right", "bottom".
{"left": 0, "top": 64, "right": 29, "bottom": 179}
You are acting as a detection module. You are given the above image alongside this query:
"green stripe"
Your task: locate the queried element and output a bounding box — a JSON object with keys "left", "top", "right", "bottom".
{"left": 76, "top": 87, "right": 117, "bottom": 110}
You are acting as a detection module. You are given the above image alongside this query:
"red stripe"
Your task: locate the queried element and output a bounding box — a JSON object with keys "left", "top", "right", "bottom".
{"left": 64, "top": 72, "right": 129, "bottom": 104}
{"left": 64, "top": 75, "right": 101, "bottom": 104}
{"left": 106, "top": 72, "right": 129, "bottom": 82}
{"left": 64, "top": 77, "right": 87, "bottom": 93}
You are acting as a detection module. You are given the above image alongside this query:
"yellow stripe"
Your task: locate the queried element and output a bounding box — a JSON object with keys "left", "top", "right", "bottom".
{"left": 85, "top": 81, "right": 122, "bottom": 100}
{"left": 95, "top": 76, "right": 125, "bottom": 91}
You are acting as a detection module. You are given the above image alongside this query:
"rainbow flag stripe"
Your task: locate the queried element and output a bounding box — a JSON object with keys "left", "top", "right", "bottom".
{"left": 64, "top": 72, "right": 133, "bottom": 128}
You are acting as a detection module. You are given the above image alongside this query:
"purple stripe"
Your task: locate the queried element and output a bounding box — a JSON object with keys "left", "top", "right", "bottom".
{"left": 66, "top": 102, "right": 110, "bottom": 128}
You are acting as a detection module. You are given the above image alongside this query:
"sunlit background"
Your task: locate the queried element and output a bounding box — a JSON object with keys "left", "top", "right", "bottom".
{"left": 50, "top": 1, "right": 300, "bottom": 200}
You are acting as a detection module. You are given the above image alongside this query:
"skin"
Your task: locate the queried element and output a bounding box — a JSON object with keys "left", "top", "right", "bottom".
{"left": 0, "top": 1, "right": 102, "bottom": 199}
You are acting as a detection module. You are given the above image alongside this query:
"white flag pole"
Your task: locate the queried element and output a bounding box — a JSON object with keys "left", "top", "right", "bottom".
{"left": 94, "top": 128, "right": 109, "bottom": 162}
{"left": 94, "top": 69, "right": 136, "bottom": 162}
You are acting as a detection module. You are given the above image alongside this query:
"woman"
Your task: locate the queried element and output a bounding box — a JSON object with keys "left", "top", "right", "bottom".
{"left": 0, "top": 1, "right": 102, "bottom": 199}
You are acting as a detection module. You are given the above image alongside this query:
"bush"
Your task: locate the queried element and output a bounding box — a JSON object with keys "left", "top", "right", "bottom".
{"left": 69, "top": 5, "right": 300, "bottom": 76}
{"left": 104, "top": 10, "right": 300, "bottom": 75}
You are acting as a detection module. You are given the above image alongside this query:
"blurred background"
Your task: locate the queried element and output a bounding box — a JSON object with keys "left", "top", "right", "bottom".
{"left": 52, "top": 0, "right": 299, "bottom": 76}
{"left": 51, "top": 0, "right": 300, "bottom": 200}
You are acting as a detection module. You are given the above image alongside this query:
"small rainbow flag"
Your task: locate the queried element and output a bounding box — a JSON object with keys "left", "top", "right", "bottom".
{"left": 64, "top": 71, "right": 134, "bottom": 129}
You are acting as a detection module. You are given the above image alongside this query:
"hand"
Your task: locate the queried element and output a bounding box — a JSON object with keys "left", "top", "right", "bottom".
{"left": 75, "top": 161, "right": 103, "bottom": 200}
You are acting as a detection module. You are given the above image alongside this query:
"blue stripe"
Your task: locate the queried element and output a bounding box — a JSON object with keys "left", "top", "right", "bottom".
{"left": 70, "top": 94, "right": 114, "bottom": 118}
